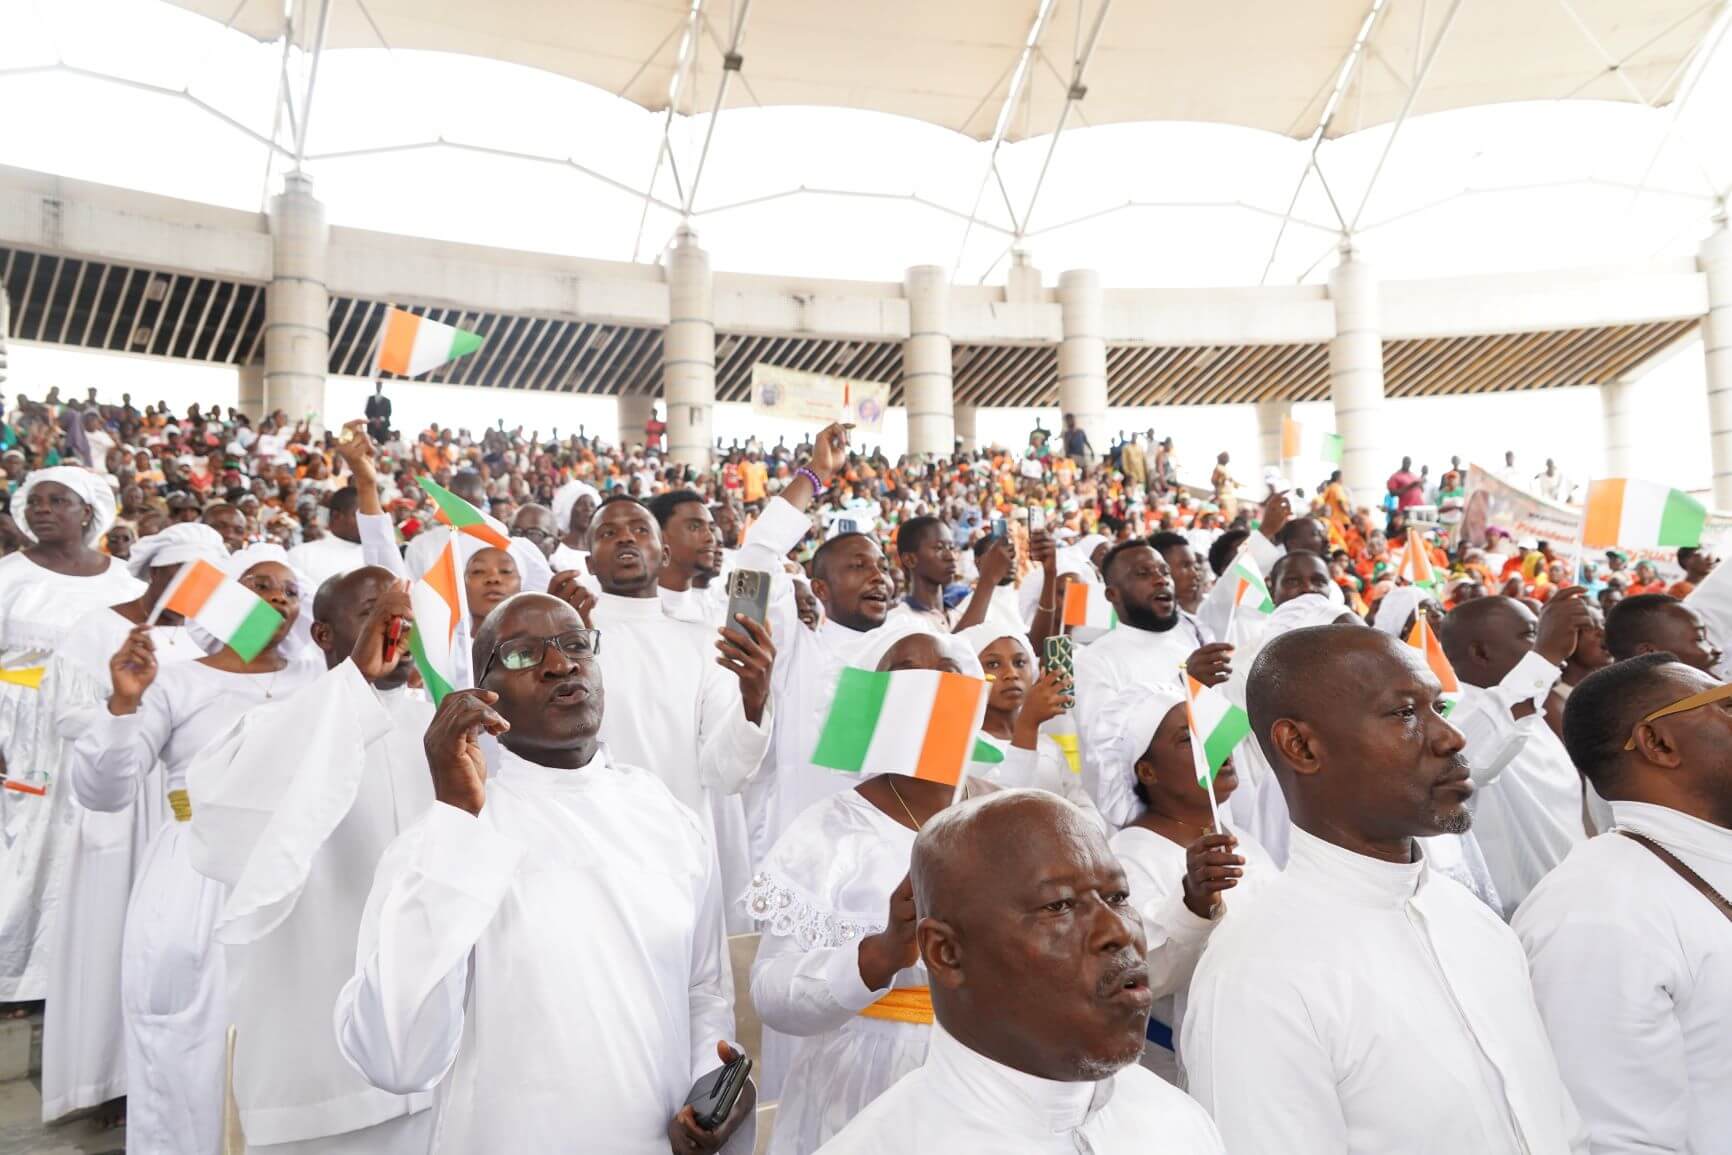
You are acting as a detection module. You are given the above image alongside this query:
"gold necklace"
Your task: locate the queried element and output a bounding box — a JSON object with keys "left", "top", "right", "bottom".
{"left": 886, "top": 776, "right": 923, "bottom": 831}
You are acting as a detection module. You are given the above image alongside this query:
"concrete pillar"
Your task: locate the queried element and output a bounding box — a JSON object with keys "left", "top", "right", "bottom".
{"left": 617, "top": 393, "right": 656, "bottom": 449}
{"left": 955, "top": 404, "right": 979, "bottom": 453}
{"left": 1701, "top": 221, "right": 1732, "bottom": 508}
{"left": 1255, "top": 398, "right": 1293, "bottom": 482}
{"left": 1005, "top": 250, "right": 1042, "bottom": 304}
{"left": 1057, "top": 269, "right": 1109, "bottom": 458}
{"left": 664, "top": 228, "right": 715, "bottom": 470}
{"left": 1601, "top": 374, "right": 1640, "bottom": 479}
{"left": 902, "top": 265, "right": 954, "bottom": 459}
{"left": 237, "top": 364, "right": 266, "bottom": 423}
{"left": 1327, "top": 245, "right": 1386, "bottom": 502}
{"left": 264, "top": 172, "right": 329, "bottom": 430}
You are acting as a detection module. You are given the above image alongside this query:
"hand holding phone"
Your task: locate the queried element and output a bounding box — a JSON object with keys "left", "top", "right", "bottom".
{"left": 672, "top": 1042, "right": 754, "bottom": 1148}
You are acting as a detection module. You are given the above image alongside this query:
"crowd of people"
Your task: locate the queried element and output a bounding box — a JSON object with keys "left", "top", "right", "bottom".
{"left": 0, "top": 381, "right": 1728, "bottom": 1155}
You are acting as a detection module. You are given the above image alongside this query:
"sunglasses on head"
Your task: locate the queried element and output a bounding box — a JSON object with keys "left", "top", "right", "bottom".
{"left": 1624, "top": 681, "right": 1732, "bottom": 751}
{"left": 480, "top": 628, "right": 601, "bottom": 682}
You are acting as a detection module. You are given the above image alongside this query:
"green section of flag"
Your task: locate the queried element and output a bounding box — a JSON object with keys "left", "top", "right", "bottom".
{"left": 811, "top": 667, "right": 889, "bottom": 773}
{"left": 1198, "top": 703, "right": 1251, "bottom": 785}
{"left": 418, "top": 475, "right": 486, "bottom": 530}
{"left": 227, "top": 598, "right": 284, "bottom": 663}
{"left": 970, "top": 738, "right": 1004, "bottom": 764}
{"left": 1321, "top": 432, "right": 1344, "bottom": 465}
{"left": 407, "top": 624, "right": 456, "bottom": 705}
{"left": 1658, "top": 488, "right": 1707, "bottom": 548}
{"left": 449, "top": 328, "right": 485, "bottom": 359}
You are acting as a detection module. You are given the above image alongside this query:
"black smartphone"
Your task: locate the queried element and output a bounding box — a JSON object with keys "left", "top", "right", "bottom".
{"left": 725, "top": 570, "right": 771, "bottom": 630}
{"left": 684, "top": 1051, "right": 752, "bottom": 1131}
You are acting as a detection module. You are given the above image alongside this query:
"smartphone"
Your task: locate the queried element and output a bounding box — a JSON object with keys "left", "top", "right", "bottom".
{"left": 725, "top": 570, "right": 771, "bottom": 630}
{"left": 684, "top": 1051, "right": 753, "bottom": 1131}
{"left": 1027, "top": 506, "right": 1047, "bottom": 533}
{"left": 1043, "top": 634, "right": 1074, "bottom": 678}
{"left": 990, "top": 517, "right": 1008, "bottom": 540}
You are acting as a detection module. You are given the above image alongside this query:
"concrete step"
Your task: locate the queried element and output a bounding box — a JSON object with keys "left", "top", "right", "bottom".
{"left": 0, "top": 1015, "right": 36, "bottom": 1085}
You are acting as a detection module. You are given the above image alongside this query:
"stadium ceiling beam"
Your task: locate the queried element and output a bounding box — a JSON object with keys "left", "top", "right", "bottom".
{"left": 681, "top": 0, "right": 756, "bottom": 219}
{"left": 632, "top": 0, "right": 708, "bottom": 261}
{"left": 1348, "top": 0, "right": 1465, "bottom": 232}
{"left": 952, "top": 0, "right": 1061, "bottom": 280}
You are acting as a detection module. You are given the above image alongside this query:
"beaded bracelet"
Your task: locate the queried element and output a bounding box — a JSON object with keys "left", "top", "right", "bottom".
{"left": 796, "top": 466, "right": 825, "bottom": 494}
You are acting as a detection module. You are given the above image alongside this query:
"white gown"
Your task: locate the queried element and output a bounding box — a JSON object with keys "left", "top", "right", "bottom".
{"left": 334, "top": 746, "right": 750, "bottom": 1154}
{"left": 745, "top": 788, "right": 925, "bottom": 1155}
{"left": 42, "top": 608, "right": 205, "bottom": 1122}
{"left": 68, "top": 658, "right": 321, "bottom": 1155}
{"left": 0, "top": 553, "right": 142, "bottom": 1001}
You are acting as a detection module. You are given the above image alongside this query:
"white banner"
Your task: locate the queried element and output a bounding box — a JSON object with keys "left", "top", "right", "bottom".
{"left": 751, "top": 363, "right": 889, "bottom": 433}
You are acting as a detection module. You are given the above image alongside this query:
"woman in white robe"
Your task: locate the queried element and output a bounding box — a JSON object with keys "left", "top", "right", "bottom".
{"left": 0, "top": 467, "right": 140, "bottom": 1004}
{"left": 1097, "top": 684, "right": 1279, "bottom": 1083}
{"left": 41, "top": 524, "right": 224, "bottom": 1123}
{"left": 66, "top": 545, "right": 319, "bottom": 1154}
{"left": 744, "top": 624, "right": 976, "bottom": 1155}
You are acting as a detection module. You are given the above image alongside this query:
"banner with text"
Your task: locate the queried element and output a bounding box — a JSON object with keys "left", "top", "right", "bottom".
{"left": 751, "top": 363, "right": 889, "bottom": 433}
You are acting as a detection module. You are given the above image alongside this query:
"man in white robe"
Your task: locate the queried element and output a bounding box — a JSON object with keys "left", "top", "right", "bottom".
{"left": 549, "top": 478, "right": 599, "bottom": 573}
{"left": 1182, "top": 625, "right": 1587, "bottom": 1154}
{"left": 647, "top": 488, "right": 733, "bottom": 627}
{"left": 1514, "top": 654, "right": 1732, "bottom": 1155}
{"left": 1440, "top": 590, "right": 1597, "bottom": 914}
{"left": 334, "top": 594, "right": 753, "bottom": 1153}
{"left": 186, "top": 567, "right": 435, "bottom": 1153}
{"left": 285, "top": 486, "right": 366, "bottom": 589}
{"left": 817, "top": 790, "right": 1223, "bottom": 1154}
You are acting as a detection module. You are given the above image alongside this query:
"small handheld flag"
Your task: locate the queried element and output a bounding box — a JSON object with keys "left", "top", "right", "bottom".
{"left": 418, "top": 475, "right": 512, "bottom": 551}
{"left": 1395, "top": 528, "right": 1439, "bottom": 590}
{"left": 1582, "top": 479, "right": 1705, "bottom": 550}
{"left": 1229, "top": 552, "right": 1274, "bottom": 615}
{"left": 1184, "top": 673, "right": 1250, "bottom": 833}
{"left": 406, "top": 536, "right": 469, "bottom": 705}
{"left": 375, "top": 307, "right": 485, "bottom": 378}
{"left": 1405, "top": 615, "right": 1461, "bottom": 716}
{"left": 812, "top": 667, "right": 990, "bottom": 786}
{"left": 1062, "top": 582, "right": 1118, "bottom": 632}
{"left": 151, "top": 559, "right": 284, "bottom": 662}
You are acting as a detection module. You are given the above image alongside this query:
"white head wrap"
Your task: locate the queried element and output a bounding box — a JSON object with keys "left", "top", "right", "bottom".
{"left": 223, "top": 541, "right": 317, "bottom": 660}
{"left": 13, "top": 466, "right": 118, "bottom": 544}
{"left": 1370, "top": 586, "right": 1436, "bottom": 636}
{"left": 1266, "top": 592, "right": 1361, "bottom": 637}
{"left": 550, "top": 480, "right": 601, "bottom": 536}
{"left": 855, "top": 616, "right": 983, "bottom": 679}
{"left": 1092, "top": 683, "right": 1189, "bottom": 828}
{"left": 126, "top": 522, "right": 227, "bottom": 580}
{"left": 958, "top": 622, "right": 1036, "bottom": 668}
{"left": 454, "top": 532, "right": 553, "bottom": 595}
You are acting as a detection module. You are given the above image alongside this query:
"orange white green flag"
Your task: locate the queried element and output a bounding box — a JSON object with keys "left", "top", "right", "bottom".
{"left": 1396, "top": 528, "right": 1440, "bottom": 590}
{"left": 1406, "top": 614, "right": 1461, "bottom": 715}
{"left": 812, "top": 667, "right": 992, "bottom": 786}
{"left": 1582, "top": 478, "right": 1706, "bottom": 549}
{"left": 1062, "top": 582, "right": 1117, "bottom": 631}
{"left": 1228, "top": 551, "right": 1274, "bottom": 615}
{"left": 417, "top": 475, "right": 511, "bottom": 550}
{"left": 406, "top": 535, "right": 469, "bottom": 704}
{"left": 375, "top": 307, "right": 484, "bottom": 378}
{"left": 150, "top": 558, "right": 283, "bottom": 662}
{"left": 1184, "top": 673, "right": 1249, "bottom": 832}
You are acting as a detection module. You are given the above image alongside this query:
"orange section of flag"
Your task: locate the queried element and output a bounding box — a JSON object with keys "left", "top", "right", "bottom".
{"left": 1582, "top": 478, "right": 1625, "bottom": 549}
{"left": 1061, "top": 582, "right": 1091, "bottom": 627}
{"left": 913, "top": 673, "right": 983, "bottom": 786}
{"left": 163, "top": 559, "right": 227, "bottom": 617}
{"left": 1281, "top": 416, "right": 1301, "bottom": 460}
{"left": 378, "top": 310, "right": 418, "bottom": 376}
{"left": 424, "top": 540, "right": 464, "bottom": 646}
{"left": 1406, "top": 616, "right": 1459, "bottom": 695}
{"left": 1397, "top": 527, "right": 1436, "bottom": 586}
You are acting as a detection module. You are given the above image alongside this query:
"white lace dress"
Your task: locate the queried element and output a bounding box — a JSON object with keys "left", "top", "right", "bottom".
{"left": 0, "top": 553, "right": 142, "bottom": 1000}
{"left": 743, "top": 788, "right": 928, "bottom": 1155}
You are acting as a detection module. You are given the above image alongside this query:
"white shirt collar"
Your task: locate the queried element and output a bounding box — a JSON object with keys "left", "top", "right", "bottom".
{"left": 595, "top": 589, "right": 665, "bottom": 619}
{"left": 1285, "top": 825, "right": 1426, "bottom": 907}
{"left": 924, "top": 1024, "right": 1108, "bottom": 1135}
{"left": 495, "top": 742, "right": 608, "bottom": 789}
{"left": 1612, "top": 800, "right": 1732, "bottom": 864}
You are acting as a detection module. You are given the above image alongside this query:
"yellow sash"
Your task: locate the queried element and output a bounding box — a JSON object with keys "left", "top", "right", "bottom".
{"left": 0, "top": 667, "right": 46, "bottom": 690}
{"left": 856, "top": 987, "right": 933, "bottom": 1025}
{"left": 168, "top": 789, "right": 192, "bottom": 823}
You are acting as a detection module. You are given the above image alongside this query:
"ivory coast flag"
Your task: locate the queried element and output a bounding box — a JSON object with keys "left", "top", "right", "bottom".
{"left": 375, "top": 307, "right": 484, "bottom": 377}
{"left": 418, "top": 475, "right": 511, "bottom": 550}
{"left": 1230, "top": 551, "right": 1274, "bottom": 615}
{"left": 1396, "top": 527, "right": 1439, "bottom": 589}
{"left": 1582, "top": 479, "right": 1706, "bottom": 549}
{"left": 1185, "top": 674, "right": 1250, "bottom": 789}
{"left": 812, "top": 667, "right": 990, "bottom": 785}
{"left": 1063, "top": 582, "right": 1117, "bottom": 631}
{"left": 407, "top": 536, "right": 469, "bottom": 704}
{"left": 155, "top": 559, "right": 284, "bottom": 662}
{"left": 1406, "top": 614, "right": 1461, "bottom": 715}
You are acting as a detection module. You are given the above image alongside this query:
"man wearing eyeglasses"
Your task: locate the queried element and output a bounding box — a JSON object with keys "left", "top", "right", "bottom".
{"left": 1516, "top": 654, "right": 1732, "bottom": 1155}
{"left": 336, "top": 592, "right": 753, "bottom": 1154}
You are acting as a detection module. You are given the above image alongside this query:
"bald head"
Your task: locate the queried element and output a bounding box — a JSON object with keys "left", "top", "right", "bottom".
{"left": 1436, "top": 594, "right": 1536, "bottom": 688}
{"left": 310, "top": 565, "right": 411, "bottom": 688}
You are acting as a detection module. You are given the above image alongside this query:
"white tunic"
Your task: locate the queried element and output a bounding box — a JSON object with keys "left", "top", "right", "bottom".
{"left": 333, "top": 747, "right": 748, "bottom": 1155}
{"left": 1108, "top": 821, "right": 1277, "bottom": 1083}
{"left": 1514, "top": 801, "right": 1732, "bottom": 1155}
{"left": 815, "top": 1024, "right": 1224, "bottom": 1154}
{"left": 285, "top": 534, "right": 366, "bottom": 592}
{"left": 969, "top": 732, "right": 1103, "bottom": 829}
{"left": 745, "top": 788, "right": 925, "bottom": 1155}
{"left": 0, "top": 553, "right": 142, "bottom": 1000}
{"left": 1182, "top": 825, "right": 1587, "bottom": 1155}
{"left": 186, "top": 660, "right": 436, "bottom": 1150}
{"left": 1455, "top": 650, "right": 1586, "bottom": 915}
{"left": 69, "top": 658, "right": 321, "bottom": 1155}
{"left": 1072, "top": 620, "right": 1206, "bottom": 820}
{"left": 42, "top": 608, "right": 205, "bottom": 1122}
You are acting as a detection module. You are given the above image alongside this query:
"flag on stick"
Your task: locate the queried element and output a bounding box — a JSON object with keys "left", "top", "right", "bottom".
{"left": 375, "top": 307, "right": 484, "bottom": 378}
{"left": 812, "top": 667, "right": 991, "bottom": 786}
{"left": 152, "top": 559, "right": 283, "bottom": 662}
{"left": 1063, "top": 582, "right": 1118, "bottom": 631}
{"left": 406, "top": 536, "right": 469, "bottom": 704}
{"left": 1582, "top": 479, "right": 1705, "bottom": 549}
{"left": 1185, "top": 674, "right": 1249, "bottom": 832}
{"left": 418, "top": 475, "right": 512, "bottom": 550}
{"left": 1406, "top": 614, "right": 1461, "bottom": 716}
{"left": 1395, "top": 528, "right": 1440, "bottom": 590}
{"left": 1229, "top": 551, "right": 1275, "bottom": 615}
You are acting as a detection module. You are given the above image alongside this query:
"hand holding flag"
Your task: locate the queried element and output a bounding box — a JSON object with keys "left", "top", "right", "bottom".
{"left": 407, "top": 537, "right": 470, "bottom": 704}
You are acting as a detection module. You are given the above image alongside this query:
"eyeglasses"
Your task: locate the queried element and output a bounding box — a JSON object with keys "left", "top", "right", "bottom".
{"left": 512, "top": 526, "right": 556, "bottom": 542}
{"left": 1623, "top": 681, "right": 1732, "bottom": 750}
{"left": 479, "top": 628, "right": 601, "bottom": 681}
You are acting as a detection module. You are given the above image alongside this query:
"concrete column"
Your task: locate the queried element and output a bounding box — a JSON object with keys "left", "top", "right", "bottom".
{"left": 663, "top": 228, "right": 715, "bottom": 470}
{"left": 616, "top": 393, "right": 656, "bottom": 449}
{"left": 264, "top": 172, "right": 329, "bottom": 429}
{"left": 1057, "top": 269, "right": 1109, "bottom": 458}
{"left": 1327, "top": 245, "right": 1386, "bottom": 501}
{"left": 1701, "top": 221, "right": 1732, "bottom": 508}
{"left": 1255, "top": 398, "right": 1293, "bottom": 482}
{"left": 1601, "top": 374, "right": 1640, "bottom": 479}
{"left": 902, "top": 265, "right": 954, "bottom": 459}
{"left": 237, "top": 364, "right": 266, "bottom": 423}
{"left": 1005, "top": 250, "right": 1042, "bottom": 304}
{"left": 955, "top": 403, "right": 979, "bottom": 453}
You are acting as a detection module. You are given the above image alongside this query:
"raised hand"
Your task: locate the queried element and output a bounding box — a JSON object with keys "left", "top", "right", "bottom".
{"left": 1181, "top": 831, "right": 1245, "bottom": 919}
{"left": 856, "top": 872, "right": 918, "bottom": 991}
{"left": 108, "top": 624, "right": 159, "bottom": 715}
{"left": 1534, "top": 586, "right": 1593, "bottom": 666}
{"left": 424, "top": 689, "right": 509, "bottom": 816}
{"left": 1013, "top": 668, "right": 1073, "bottom": 750}
{"left": 716, "top": 614, "right": 776, "bottom": 725}
{"left": 1258, "top": 491, "right": 1291, "bottom": 542}
{"left": 547, "top": 570, "right": 596, "bottom": 629}
{"left": 1028, "top": 527, "right": 1057, "bottom": 573}
{"left": 1185, "top": 642, "right": 1235, "bottom": 687}
{"left": 351, "top": 580, "right": 413, "bottom": 683}
{"left": 975, "top": 534, "right": 1014, "bottom": 589}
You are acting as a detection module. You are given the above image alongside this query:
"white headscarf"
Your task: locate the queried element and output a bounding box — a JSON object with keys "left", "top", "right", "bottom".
{"left": 550, "top": 480, "right": 601, "bottom": 536}
{"left": 13, "top": 466, "right": 118, "bottom": 544}
{"left": 224, "top": 542, "right": 317, "bottom": 660}
{"left": 126, "top": 522, "right": 227, "bottom": 580}
{"left": 1092, "top": 683, "right": 1189, "bottom": 828}
{"left": 454, "top": 532, "right": 553, "bottom": 595}
{"left": 1370, "top": 586, "right": 1436, "bottom": 637}
{"left": 958, "top": 622, "right": 1036, "bottom": 669}
{"left": 855, "top": 616, "right": 983, "bottom": 679}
